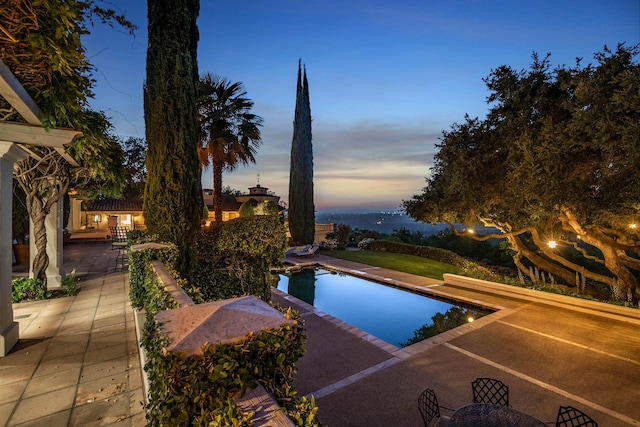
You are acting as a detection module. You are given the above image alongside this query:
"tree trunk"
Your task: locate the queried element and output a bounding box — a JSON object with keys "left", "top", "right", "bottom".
{"left": 213, "top": 158, "right": 223, "bottom": 223}
{"left": 583, "top": 229, "right": 639, "bottom": 303}
{"left": 558, "top": 209, "right": 639, "bottom": 304}
{"left": 509, "top": 235, "right": 577, "bottom": 285}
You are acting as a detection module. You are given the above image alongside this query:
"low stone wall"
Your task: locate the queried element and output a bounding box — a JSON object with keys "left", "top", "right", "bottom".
{"left": 443, "top": 273, "right": 640, "bottom": 324}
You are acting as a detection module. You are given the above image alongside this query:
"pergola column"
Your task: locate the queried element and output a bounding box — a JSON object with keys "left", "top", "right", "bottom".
{"left": 45, "top": 198, "right": 64, "bottom": 289}
{"left": 26, "top": 192, "right": 65, "bottom": 289}
{"left": 0, "top": 141, "right": 28, "bottom": 356}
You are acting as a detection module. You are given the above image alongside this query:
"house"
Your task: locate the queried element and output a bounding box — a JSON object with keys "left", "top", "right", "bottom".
{"left": 204, "top": 184, "right": 284, "bottom": 223}
{"left": 69, "top": 197, "right": 145, "bottom": 235}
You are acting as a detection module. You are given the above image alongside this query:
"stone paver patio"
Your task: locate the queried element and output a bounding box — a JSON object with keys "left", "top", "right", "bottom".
{"left": 3, "top": 242, "right": 144, "bottom": 426}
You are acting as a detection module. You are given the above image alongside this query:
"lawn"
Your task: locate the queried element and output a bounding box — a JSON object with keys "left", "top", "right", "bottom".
{"left": 321, "top": 249, "right": 462, "bottom": 280}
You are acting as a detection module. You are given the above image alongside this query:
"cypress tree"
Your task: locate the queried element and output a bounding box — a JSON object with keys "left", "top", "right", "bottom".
{"left": 288, "top": 60, "right": 315, "bottom": 244}
{"left": 143, "top": 0, "right": 203, "bottom": 278}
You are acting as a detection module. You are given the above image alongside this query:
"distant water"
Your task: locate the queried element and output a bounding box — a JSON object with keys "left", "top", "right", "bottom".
{"left": 315, "top": 209, "right": 448, "bottom": 235}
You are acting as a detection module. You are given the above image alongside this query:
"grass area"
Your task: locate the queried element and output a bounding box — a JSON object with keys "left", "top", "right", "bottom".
{"left": 321, "top": 249, "right": 462, "bottom": 280}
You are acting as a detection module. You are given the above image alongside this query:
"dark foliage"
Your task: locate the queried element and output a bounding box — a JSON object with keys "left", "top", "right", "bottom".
{"left": 143, "top": 0, "right": 203, "bottom": 279}
{"left": 194, "top": 216, "right": 287, "bottom": 302}
{"left": 288, "top": 61, "right": 315, "bottom": 244}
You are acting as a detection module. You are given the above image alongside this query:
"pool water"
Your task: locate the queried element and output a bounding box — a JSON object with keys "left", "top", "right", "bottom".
{"left": 276, "top": 268, "right": 490, "bottom": 348}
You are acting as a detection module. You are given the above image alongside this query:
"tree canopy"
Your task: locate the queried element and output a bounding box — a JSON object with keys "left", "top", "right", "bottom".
{"left": 404, "top": 44, "right": 640, "bottom": 304}
{"left": 197, "top": 73, "right": 262, "bottom": 223}
{"left": 1, "top": 0, "right": 134, "bottom": 285}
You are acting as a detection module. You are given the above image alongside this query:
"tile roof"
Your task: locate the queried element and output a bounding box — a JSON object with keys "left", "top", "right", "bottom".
{"left": 206, "top": 199, "right": 242, "bottom": 211}
{"left": 85, "top": 198, "right": 143, "bottom": 211}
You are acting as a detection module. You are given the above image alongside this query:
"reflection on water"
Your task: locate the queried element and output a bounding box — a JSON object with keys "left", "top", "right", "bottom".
{"left": 277, "top": 267, "right": 491, "bottom": 347}
{"left": 400, "top": 306, "right": 486, "bottom": 347}
{"left": 287, "top": 268, "right": 316, "bottom": 305}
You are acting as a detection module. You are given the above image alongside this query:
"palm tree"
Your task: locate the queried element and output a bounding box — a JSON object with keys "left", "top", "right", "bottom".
{"left": 197, "top": 73, "right": 263, "bottom": 223}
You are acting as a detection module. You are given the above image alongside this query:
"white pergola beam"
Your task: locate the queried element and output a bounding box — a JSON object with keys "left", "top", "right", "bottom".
{"left": 0, "top": 59, "right": 42, "bottom": 125}
{"left": 0, "top": 121, "right": 82, "bottom": 148}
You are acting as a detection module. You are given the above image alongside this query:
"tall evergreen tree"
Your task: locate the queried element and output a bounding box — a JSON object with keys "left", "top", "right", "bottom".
{"left": 144, "top": 0, "right": 203, "bottom": 278}
{"left": 288, "top": 61, "right": 315, "bottom": 244}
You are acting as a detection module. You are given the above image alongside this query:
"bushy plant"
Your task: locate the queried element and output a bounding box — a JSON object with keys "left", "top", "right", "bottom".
{"left": 358, "top": 237, "right": 375, "bottom": 250}
{"left": 59, "top": 269, "right": 79, "bottom": 296}
{"left": 12, "top": 277, "right": 50, "bottom": 302}
{"left": 194, "top": 216, "right": 287, "bottom": 302}
{"left": 370, "top": 240, "right": 472, "bottom": 268}
{"left": 130, "top": 244, "right": 318, "bottom": 426}
{"left": 143, "top": 307, "right": 312, "bottom": 426}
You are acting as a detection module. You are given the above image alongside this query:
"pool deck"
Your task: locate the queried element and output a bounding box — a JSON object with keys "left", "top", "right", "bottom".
{"left": 3, "top": 245, "right": 639, "bottom": 426}
{"left": 278, "top": 253, "right": 640, "bottom": 427}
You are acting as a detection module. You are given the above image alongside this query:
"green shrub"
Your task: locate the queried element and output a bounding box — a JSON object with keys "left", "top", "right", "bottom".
{"left": 128, "top": 240, "right": 181, "bottom": 310}
{"left": 143, "top": 307, "right": 309, "bottom": 426}
{"left": 12, "top": 277, "right": 50, "bottom": 302}
{"left": 59, "top": 269, "right": 79, "bottom": 297}
{"left": 195, "top": 216, "right": 287, "bottom": 302}
{"left": 131, "top": 242, "right": 318, "bottom": 426}
{"left": 370, "top": 240, "right": 472, "bottom": 268}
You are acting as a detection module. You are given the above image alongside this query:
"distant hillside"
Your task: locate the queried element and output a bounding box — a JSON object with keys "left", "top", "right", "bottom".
{"left": 315, "top": 210, "right": 448, "bottom": 235}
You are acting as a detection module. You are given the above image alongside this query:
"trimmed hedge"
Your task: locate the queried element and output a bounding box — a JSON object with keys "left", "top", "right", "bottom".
{"left": 129, "top": 237, "right": 318, "bottom": 426}
{"left": 194, "top": 216, "right": 287, "bottom": 302}
{"left": 370, "top": 240, "right": 472, "bottom": 268}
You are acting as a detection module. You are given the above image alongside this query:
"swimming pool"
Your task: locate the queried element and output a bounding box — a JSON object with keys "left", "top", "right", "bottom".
{"left": 276, "top": 268, "right": 491, "bottom": 348}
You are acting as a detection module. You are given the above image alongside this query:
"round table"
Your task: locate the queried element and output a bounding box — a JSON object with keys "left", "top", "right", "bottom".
{"left": 449, "top": 403, "right": 547, "bottom": 427}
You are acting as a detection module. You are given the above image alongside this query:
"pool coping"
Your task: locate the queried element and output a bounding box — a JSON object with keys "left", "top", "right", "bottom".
{"left": 276, "top": 257, "right": 640, "bottom": 360}
{"left": 273, "top": 261, "right": 515, "bottom": 361}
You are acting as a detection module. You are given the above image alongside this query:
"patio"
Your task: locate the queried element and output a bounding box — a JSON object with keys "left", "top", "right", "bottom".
{"left": 2, "top": 244, "right": 639, "bottom": 426}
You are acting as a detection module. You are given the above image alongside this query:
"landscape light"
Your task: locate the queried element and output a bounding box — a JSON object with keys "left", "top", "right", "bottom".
{"left": 467, "top": 316, "right": 474, "bottom": 323}
{"left": 630, "top": 223, "right": 637, "bottom": 229}
{"left": 547, "top": 240, "right": 557, "bottom": 249}
{"left": 467, "top": 228, "right": 474, "bottom": 234}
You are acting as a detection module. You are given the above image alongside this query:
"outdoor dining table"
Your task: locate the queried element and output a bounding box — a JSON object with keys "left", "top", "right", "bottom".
{"left": 448, "top": 403, "right": 547, "bottom": 427}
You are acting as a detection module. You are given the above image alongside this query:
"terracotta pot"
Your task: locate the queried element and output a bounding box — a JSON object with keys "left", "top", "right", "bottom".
{"left": 13, "top": 244, "right": 30, "bottom": 265}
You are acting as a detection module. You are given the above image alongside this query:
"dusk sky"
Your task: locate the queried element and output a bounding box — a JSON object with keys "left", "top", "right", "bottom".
{"left": 83, "top": 1, "right": 639, "bottom": 211}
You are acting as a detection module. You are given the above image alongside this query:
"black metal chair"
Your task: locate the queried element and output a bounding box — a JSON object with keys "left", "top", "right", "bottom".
{"left": 555, "top": 406, "right": 598, "bottom": 427}
{"left": 471, "top": 377, "right": 510, "bottom": 407}
{"left": 109, "top": 226, "right": 129, "bottom": 269}
{"left": 418, "top": 388, "right": 451, "bottom": 427}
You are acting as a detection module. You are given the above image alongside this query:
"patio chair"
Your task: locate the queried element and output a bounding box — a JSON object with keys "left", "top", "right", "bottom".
{"left": 555, "top": 406, "right": 598, "bottom": 427}
{"left": 109, "top": 226, "right": 129, "bottom": 268}
{"left": 471, "top": 377, "right": 510, "bottom": 407}
{"left": 285, "top": 244, "right": 319, "bottom": 257}
{"left": 418, "top": 388, "right": 450, "bottom": 427}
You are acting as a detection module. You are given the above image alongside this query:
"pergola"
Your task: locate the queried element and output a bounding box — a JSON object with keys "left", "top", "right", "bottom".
{"left": 0, "top": 59, "right": 82, "bottom": 356}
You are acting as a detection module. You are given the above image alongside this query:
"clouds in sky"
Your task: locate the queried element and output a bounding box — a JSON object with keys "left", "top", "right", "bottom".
{"left": 83, "top": 0, "right": 639, "bottom": 209}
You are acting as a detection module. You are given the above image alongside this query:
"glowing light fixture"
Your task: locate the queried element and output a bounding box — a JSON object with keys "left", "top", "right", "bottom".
{"left": 467, "top": 316, "right": 474, "bottom": 323}
{"left": 547, "top": 240, "right": 557, "bottom": 249}
{"left": 467, "top": 228, "right": 475, "bottom": 234}
{"left": 630, "top": 223, "right": 637, "bottom": 229}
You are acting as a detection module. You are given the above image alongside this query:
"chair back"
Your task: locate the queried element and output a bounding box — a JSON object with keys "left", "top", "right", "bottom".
{"left": 109, "top": 226, "right": 129, "bottom": 243}
{"left": 418, "top": 388, "right": 440, "bottom": 426}
{"left": 472, "top": 377, "right": 509, "bottom": 407}
{"left": 555, "top": 406, "right": 598, "bottom": 427}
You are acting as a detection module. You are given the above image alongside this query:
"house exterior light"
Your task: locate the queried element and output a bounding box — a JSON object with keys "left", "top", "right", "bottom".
{"left": 548, "top": 240, "right": 557, "bottom": 249}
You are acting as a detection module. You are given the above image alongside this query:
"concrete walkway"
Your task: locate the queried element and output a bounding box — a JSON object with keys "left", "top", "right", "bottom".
{"left": 3, "top": 242, "right": 144, "bottom": 426}
{"left": 276, "top": 253, "right": 640, "bottom": 427}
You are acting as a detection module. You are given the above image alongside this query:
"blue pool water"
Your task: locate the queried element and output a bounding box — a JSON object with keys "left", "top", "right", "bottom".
{"left": 276, "top": 268, "right": 490, "bottom": 347}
